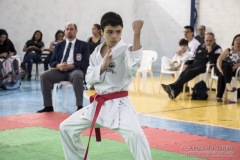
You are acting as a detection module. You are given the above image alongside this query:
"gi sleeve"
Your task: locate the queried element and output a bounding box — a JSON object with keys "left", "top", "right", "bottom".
{"left": 124, "top": 46, "right": 143, "bottom": 76}
{"left": 85, "top": 47, "right": 106, "bottom": 86}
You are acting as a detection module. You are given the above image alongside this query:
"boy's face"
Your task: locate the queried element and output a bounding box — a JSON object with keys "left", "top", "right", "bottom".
{"left": 180, "top": 45, "right": 188, "bottom": 52}
{"left": 102, "top": 25, "right": 122, "bottom": 48}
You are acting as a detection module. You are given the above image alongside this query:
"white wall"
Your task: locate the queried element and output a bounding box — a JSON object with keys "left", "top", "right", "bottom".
{"left": 135, "top": 0, "right": 191, "bottom": 71}
{"left": 1, "top": 0, "right": 135, "bottom": 60}
{"left": 1, "top": 0, "right": 240, "bottom": 74}
{"left": 195, "top": 0, "right": 240, "bottom": 50}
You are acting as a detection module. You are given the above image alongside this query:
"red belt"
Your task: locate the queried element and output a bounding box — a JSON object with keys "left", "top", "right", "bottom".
{"left": 84, "top": 91, "right": 128, "bottom": 160}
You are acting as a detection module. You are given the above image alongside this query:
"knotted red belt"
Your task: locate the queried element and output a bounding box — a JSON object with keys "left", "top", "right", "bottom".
{"left": 84, "top": 91, "right": 128, "bottom": 160}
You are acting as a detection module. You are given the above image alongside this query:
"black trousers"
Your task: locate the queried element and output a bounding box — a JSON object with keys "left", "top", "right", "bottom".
{"left": 215, "top": 62, "right": 236, "bottom": 98}
{"left": 170, "top": 64, "right": 206, "bottom": 97}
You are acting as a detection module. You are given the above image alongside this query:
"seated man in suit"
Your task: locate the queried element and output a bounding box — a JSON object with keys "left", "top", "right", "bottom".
{"left": 37, "top": 23, "right": 89, "bottom": 113}
{"left": 162, "top": 32, "right": 222, "bottom": 99}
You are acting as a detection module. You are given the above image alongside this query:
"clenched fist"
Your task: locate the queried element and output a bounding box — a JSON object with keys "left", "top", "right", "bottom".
{"left": 132, "top": 20, "right": 144, "bottom": 34}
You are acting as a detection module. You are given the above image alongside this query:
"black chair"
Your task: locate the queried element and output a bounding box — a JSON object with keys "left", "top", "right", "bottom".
{"left": 35, "top": 49, "right": 50, "bottom": 80}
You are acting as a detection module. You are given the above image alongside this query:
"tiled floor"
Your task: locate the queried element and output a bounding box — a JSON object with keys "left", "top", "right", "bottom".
{"left": 1, "top": 79, "right": 240, "bottom": 143}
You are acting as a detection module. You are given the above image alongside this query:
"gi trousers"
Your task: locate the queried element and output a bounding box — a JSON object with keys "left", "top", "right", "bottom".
{"left": 60, "top": 105, "right": 152, "bottom": 160}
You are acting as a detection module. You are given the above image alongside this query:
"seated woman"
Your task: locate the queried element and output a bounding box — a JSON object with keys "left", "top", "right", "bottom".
{"left": 21, "top": 30, "right": 44, "bottom": 81}
{"left": 44, "top": 30, "right": 64, "bottom": 71}
{"left": 0, "top": 29, "right": 18, "bottom": 75}
{"left": 162, "top": 38, "right": 191, "bottom": 72}
{"left": 0, "top": 29, "right": 20, "bottom": 88}
{"left": 215, "top": 34, "right": 240, "bottom": 103}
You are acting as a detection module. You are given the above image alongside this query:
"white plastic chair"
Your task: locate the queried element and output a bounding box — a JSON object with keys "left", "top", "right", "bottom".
{"left": 52, "top": 81, "right": 73, "bottom": 107}
{"left": 135, "top": 50, "right": 158, "bottom": 92}
{"left": 209, "top": 67, "right": 218, "bottom": 93}
{"left": 209, "top": 66, "right": 240, "bottom": 102}
{"left": 232, "top": 67, "right": 240, "bottom": 102}
{"left": 159, "top": 57, "right": 184, "bottom": 93}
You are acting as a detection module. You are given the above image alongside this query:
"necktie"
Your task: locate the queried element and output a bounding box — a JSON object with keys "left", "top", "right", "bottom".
{"left": 62, "top": 42, "right": 72, "bottom": 62}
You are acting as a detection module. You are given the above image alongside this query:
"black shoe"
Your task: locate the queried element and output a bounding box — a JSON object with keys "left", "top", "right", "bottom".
{"left": 216, "top": 98, "right": 223, "bottom": 102}
{"left": 161, "top": 84, "right": 169, "bottom": 93}
{"left": 77, "top": 106, "right": 83, "bottom": 111}
{"left": 161, "top": 84, "right": 175, "bottom": 99}
{"left": 226, "top": 87, "right": 237, "bottom": 92}
{"left": 167, "top": 85, "right": 175, "bottom": 99}
{"left": 37, "top": 106, "right": 54, "bottom": 113}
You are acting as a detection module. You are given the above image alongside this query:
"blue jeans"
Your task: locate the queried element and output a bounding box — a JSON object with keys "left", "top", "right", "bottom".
{"left": 23, "top": 51, "right": 41, "bottom": 78}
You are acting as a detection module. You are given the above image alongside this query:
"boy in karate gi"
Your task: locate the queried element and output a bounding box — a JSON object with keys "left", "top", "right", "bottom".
{"left": 60, "top": 11, "right": 152, "bottom": 160}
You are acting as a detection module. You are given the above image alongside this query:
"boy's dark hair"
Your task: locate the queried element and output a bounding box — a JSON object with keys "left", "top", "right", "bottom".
{"left": 100, "top": 12, "right": 123, "bottom": 31}
{"left": 184, "top": 25, "right": 194, "bottom": 32}
{"left": 179, "top": 38, "right": 188, "bottom": 46}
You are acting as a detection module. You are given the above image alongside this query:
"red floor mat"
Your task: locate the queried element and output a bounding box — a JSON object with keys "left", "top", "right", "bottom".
{"left": 0, "top": 112, "right": 239, "bottom": 160}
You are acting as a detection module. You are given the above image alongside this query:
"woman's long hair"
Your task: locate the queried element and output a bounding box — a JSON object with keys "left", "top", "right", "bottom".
{"left": 31, "top": 30, "right": 43, "bottom": 42}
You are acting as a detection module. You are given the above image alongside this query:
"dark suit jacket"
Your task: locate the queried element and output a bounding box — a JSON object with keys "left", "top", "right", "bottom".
{"left": 50, "top": 39, "right": 89, "bottom": 73}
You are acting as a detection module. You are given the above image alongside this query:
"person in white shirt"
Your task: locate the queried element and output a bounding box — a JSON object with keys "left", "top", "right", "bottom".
{"left": 60, "top": 12, "right": 152, "bottom": 160}
{"left": 184, "top": 25, "right": 200, "bottom": 57}
{"left": 162, "top": 32, "right": 222, "bottom": 99}
{"left": 162, "top": 38, "right": 191, "bottom": 72}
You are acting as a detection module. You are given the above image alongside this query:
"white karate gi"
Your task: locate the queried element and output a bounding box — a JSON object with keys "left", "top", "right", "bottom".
{"left": 60, "top": 39, "right": 152, "bottom": 160}
{"left": 162, "top": 51, "right": 191, "bottom": 70}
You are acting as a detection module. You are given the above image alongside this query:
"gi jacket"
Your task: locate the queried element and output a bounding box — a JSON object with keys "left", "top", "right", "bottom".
{"left": 83, "top": 39, "right": 143, "bottom": 128}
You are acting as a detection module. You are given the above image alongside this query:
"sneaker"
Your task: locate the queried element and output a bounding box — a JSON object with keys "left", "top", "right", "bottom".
{"left": 37, "top": 106, "right": 54, "bottom": 113}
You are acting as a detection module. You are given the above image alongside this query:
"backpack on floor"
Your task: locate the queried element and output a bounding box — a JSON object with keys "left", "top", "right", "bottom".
{"left": 191, "top": 80, "right": 208, "bottom": 100}
{"left": 0, "top": 58, "right": 21, "bottom": 90}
